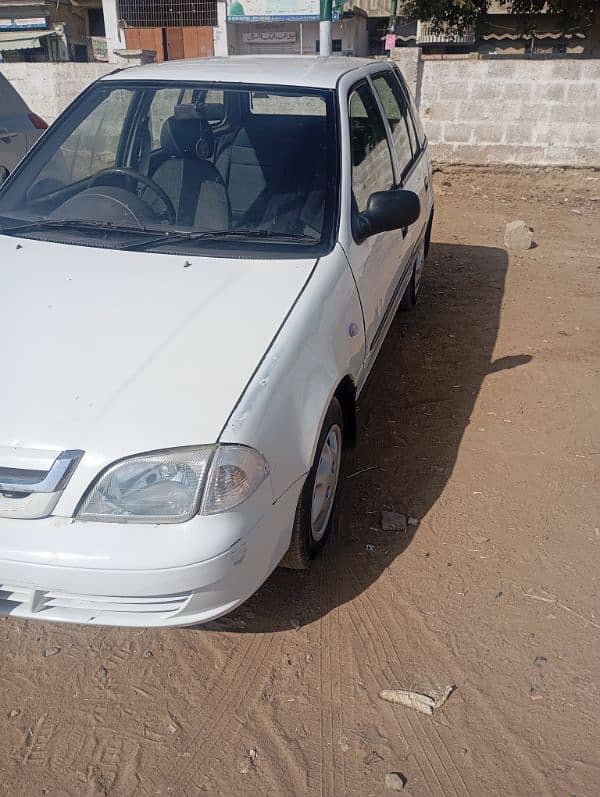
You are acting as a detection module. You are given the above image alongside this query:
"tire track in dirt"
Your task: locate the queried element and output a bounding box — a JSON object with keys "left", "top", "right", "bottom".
{"left": 303, "top": 501, "right": 359, "bottom": 797}
{"left": 345, "top": 594, "right": 453, "bottom": 797}
{"left": 151, "top": 631, "right": 280, "bottom": 794}
{"left": 350, "top": 582, "right": 464, "bottom": 797}
{"left": 378, "top": 565, "right": 553, "bottom": 795}
{"left": 13, "top": 713, "right": 54, "bottom": 767}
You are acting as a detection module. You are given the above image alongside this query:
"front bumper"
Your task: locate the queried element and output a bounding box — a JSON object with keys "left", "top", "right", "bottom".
{"left": 0, "top": 479, "right": 302, "bottom": 627}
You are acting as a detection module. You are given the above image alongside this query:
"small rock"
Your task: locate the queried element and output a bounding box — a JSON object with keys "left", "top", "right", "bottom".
{"left": 385, "top": 772, "right": 407, "bottom": 791}
{"left": 366, "top": 543, "right": 376, "bottom": 552}
{"left": 143, "top": 649, "right": 153, "bottom": 658}
{"left": 167, "top": 712, "right": 181, "bottom": 734}
{"left": 381, "top": 511, "right": 407, "bottom": 533}
{"left": 364, "top": 750, "right": 383, "bottom": 766}
{"left": 98, "top": 666, "right": 108, "bottom": 680}
{"left": 249, "top": 748, "right": 258, "bottom": 762}
{"left": 408, "top": 517, "right": 419, "bottom": 526}
{"left": 504, "top": 220, "right": 533, "bottom": 252}
{"left": 8, "top": 709, "right": 20, "bottom": 719}
{"left": 534, "top": 656, "right": 547, "bottom": 668}
{"left": 43, "top": 647, "right": 61, "bottom": 658}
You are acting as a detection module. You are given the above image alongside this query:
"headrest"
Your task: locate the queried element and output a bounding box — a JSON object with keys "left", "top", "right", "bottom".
{"left": 160, "top": 115, "right": 215, "bottom": 160}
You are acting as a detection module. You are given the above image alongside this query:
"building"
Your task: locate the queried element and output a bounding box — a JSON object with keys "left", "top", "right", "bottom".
{"left": 0, "top": 0, "right": 372, "bottom": 63}
{"left": 351, "top": 0, "right": 600, "bottom": 57}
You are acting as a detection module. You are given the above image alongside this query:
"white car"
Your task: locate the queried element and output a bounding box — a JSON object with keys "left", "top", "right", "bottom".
{"left": 0, "top": 71, "right": 47, "bottom": 176}
{"left": 0, "top": 56, "right": 433, "bottom": 627}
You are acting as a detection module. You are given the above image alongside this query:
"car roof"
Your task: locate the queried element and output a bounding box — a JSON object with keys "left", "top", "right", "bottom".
{"left": 102, "top": 55, "right": 382, "bottom": 89}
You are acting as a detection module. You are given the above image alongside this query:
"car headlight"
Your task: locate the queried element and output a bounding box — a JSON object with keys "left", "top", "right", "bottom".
{"left": 77, "top": 445, "right": 269, "bottom": 523}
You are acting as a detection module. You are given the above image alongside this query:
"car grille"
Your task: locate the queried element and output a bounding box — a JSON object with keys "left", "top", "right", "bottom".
{"left": 0, "top": 584, "right": 191, "bottom": 619}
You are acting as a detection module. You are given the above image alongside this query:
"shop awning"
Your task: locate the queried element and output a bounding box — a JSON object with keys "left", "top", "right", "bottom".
{"left": 0, "top": 28, "right": 54, "bottom": 51}
{"left": 483, "top": 31, "right": 586, "bottom": 40}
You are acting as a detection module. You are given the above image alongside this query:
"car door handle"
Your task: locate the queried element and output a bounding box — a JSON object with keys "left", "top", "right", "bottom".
{"left": 0, "top": 129, "right": 18, "bottom": 143}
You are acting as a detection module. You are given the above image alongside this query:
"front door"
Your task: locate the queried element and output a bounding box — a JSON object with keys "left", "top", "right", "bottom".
{"left": 343, "top": 79, "right": 413, "bottom": 369}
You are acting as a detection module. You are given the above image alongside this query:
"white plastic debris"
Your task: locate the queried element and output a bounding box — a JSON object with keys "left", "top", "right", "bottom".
{"left": 379, "top": 686, "right": 455, "bottom": 716}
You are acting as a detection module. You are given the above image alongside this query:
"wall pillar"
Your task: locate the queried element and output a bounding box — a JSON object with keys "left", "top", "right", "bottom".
{"left": 101, "top": 0, "right": 124, "bottom": 63}
{"left": 213, "top": 0, "right": 229, "bottom": 56}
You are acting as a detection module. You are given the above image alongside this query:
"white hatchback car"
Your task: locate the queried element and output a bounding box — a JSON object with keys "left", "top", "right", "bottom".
{"left": 0, "top": 56, "right": 433, "bottom": 627}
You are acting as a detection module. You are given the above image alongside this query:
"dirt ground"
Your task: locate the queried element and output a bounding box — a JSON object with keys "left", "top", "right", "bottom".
{"left": 1, "top": 166, "right": 599, "bottom": 797}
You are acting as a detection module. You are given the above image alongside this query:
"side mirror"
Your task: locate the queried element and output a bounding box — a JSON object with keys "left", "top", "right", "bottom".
{"left": 0, "top": 165, "right": 9, "bottom": 187}
{"left": 354, "top": 189, "right": 421, "bottom": 243}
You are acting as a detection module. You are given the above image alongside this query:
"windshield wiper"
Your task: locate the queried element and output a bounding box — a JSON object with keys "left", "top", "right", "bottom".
{"left": 122, "top": 228, "right": 318, "bottom": 251}
{"left": 0, "top": 218, "right": 165, "bottom": 237}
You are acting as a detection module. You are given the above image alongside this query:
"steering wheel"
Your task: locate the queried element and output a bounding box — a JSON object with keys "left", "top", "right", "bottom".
{"left": 89, "top": 167, "right": 177, "bottom": 225}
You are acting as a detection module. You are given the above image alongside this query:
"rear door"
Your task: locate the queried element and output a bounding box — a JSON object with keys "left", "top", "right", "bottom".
{"left": 0, "top": 74, "right": 29, "bottom": 171}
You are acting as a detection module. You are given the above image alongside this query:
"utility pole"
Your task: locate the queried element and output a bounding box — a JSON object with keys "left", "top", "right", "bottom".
{"left": 319, "top": 0, "right": 332, "bottom": 56}
{"left": 388, "top": 0, "right": 398, "bottom": 33}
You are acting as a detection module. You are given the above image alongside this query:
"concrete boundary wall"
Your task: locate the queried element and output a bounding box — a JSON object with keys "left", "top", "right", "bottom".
{"left": 392, "top": 52, "right": 600, "bottom": 167}
{"left": 2, "top": 56, "right": 599, "bottom": 167}
{"left": 0, "top": 63, "right": 114, "bottom": 125}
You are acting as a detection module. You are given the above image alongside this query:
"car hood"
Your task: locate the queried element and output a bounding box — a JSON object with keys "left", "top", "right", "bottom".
{"left": 1, "top": 235, "right": 315, "bottom": 468}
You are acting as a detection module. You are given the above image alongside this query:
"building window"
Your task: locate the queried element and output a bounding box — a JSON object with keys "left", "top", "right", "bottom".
{"left": 118, "top": 0, "right": 218, "bottom": 28}
{"left": 316, "top": 39, "right": 342, "bottom": 53}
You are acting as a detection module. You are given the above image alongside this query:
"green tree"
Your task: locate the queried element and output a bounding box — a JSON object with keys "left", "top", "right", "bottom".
{"left": 401, "top": 1, "right": 600, "bottom": 32}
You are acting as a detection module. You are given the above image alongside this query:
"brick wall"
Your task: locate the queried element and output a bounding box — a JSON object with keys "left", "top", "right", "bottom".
{"left": 392, "top": 52, "right": 600, "bottom": 168}
{"left": 2, "top": 56, "right": 599, "bottom": 167}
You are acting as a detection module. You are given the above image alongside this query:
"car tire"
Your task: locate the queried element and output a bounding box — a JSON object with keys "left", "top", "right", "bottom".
{"left": 400, "top": 239, "right": 425, "bottom": 311}
{"left": 280, "top": 397, "right": 344, "bottom": 570}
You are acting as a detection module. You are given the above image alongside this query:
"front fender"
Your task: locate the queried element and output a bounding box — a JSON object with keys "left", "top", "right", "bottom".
{"left": 219, "top": 244, "right": 365, "bottom": 501}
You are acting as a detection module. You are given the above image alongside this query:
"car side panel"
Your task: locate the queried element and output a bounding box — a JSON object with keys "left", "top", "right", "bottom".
{"left": 0, "top": 74, "right": 31, "bottom": 170}
{"left": 219, "top": 244, "right": 365, "bottom": 502}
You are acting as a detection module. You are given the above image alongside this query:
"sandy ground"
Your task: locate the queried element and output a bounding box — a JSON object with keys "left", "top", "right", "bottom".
{"left": 1, "top": 167, "right": 599, "bottom": 797}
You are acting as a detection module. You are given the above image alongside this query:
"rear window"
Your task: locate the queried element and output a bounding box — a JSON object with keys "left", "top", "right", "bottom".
{"left": 250, "top": 92, "right": 327, "bottom": 117}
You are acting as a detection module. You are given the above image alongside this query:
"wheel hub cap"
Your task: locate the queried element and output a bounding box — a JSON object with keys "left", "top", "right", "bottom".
{"left": 311, "top": 424, "right": 342, "bottom": 542}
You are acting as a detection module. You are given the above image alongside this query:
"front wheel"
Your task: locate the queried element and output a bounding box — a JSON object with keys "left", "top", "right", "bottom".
{"left": 280, "top": 398, "right": 344, "bottom": 569}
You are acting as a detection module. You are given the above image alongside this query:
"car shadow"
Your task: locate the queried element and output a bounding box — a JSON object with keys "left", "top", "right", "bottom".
{"left": 203, "top": 242, "right": 532, "bottom": 634}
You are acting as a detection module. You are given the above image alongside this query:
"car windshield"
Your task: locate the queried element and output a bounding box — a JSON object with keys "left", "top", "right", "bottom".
{"left": 0, "top": 81, "right": 337, "bottom": 257}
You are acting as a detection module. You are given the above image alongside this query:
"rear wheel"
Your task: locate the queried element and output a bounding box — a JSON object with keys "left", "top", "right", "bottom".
{"left": 400, "top": 238, "right": 425, "bottom": 310}
{"left": 280, "top": 398, "right": 344, "bottom": 569}
{"left": 401, "top": 208, "right": 433, "bottom": 311}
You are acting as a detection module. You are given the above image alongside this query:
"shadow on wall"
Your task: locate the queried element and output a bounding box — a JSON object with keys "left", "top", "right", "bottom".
{"left": 204, "top": 242, "right": 532, "bottom": 634}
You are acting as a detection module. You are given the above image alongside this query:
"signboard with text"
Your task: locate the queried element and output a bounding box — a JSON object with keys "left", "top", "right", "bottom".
{"left": 228, "top": 0, "right": 319, "bottom": 22}
{"left": 0, "top": 17, "right": 47, "bottom": 31}
{"left": 243, "top": 31, "right": 297, "bottom": 43}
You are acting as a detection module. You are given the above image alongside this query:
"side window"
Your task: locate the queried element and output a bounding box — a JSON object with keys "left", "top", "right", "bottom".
{"left": 349, "top": 83, "right": 395, "bottom": 213}
{"left": 149, "top": 88, "right": 191, "bottom": 149}
{"left": 372, "top": 73, "right": 415, "bottom": 176}
{"left": 31, "top": 88, "right": 134, "bottom": 186}
{"left": 392, "top": 65, "right": 425, "bottom": 147}
{"left": 196, "top": 89, "right": 225, "bottom": 123}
